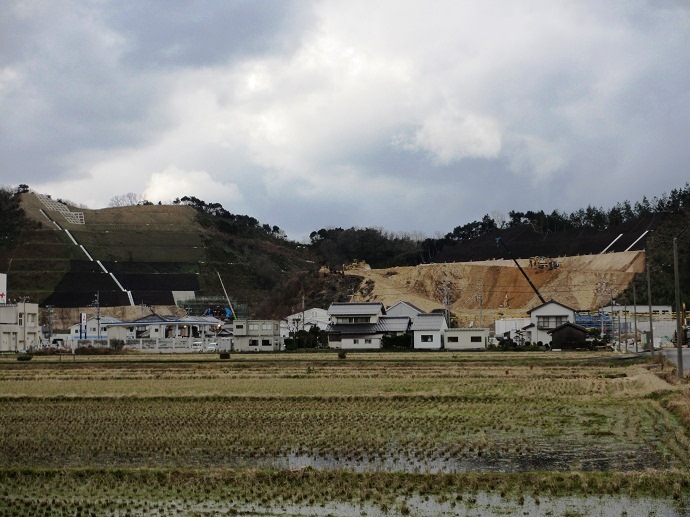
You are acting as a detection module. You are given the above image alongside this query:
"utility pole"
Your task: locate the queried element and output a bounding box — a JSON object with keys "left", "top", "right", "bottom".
{"left": 617, "top": 302, "right": 622, "bottom": 352}
{"left": 674, "top": 238, "right": 683, "bottom": 379}
{"left": 647, "top": 258, "right": 654, "bottom": 357}
{"left": 609, "top": 289, "right": 617, "bottom": 348}
{"left": 633, "top": 283, "right": 638, "bottom": 354}
{"left": 475, "top": 283, "right": 484, "bottom": 328}
{"left": 46, "top": 305, "right": 54, "bottom": 345}
{"left": 597, "top": 281, "right": 607, "bottom": 339}
{"left": 94, "top": 291, "right": 101, "bottom": 340}
{"left": 624, "top": 301, "right": 628, "bottom": 351}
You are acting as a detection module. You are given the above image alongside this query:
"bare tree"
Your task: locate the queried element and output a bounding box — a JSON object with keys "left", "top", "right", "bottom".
{"left": 491, "top": 210, "right": 508, "bottom": 229}
{"left": 109, "top": 193, "right": 142, "bottom": 207}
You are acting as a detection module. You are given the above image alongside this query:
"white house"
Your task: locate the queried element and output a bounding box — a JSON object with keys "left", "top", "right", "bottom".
{"left": 445, "top": 328, "right": 490, "bottom": 350}
{"left": 233, "top": 319, "right": 282, "bottom": 352}
{"left": 326, "top": 302, "right": 411, "bottom": 349}
{"left": 494, "top": 317, "right": 531, "bottom": 341}
{"left": 523, "top": 300, "right": 576, "bottom": 345}
{"left": 412, "top": 313, "right": 447, "bottom": 350}
{"left": 0, "top": 300, "right": 40, "bottom": 352}
{"left": 280, "top": 307, "right": 329, "bottom": 337}
{"left": 105, "top": 313, "right": 223, "bottom": 341}
{"left": 67, "top": 315, "right": 121, "bottom": 340}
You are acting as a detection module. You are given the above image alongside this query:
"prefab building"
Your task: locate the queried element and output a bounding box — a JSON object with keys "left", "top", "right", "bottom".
{"left": 444, "top": 328, "right": 490, "bottom": 350}
{"left": 233, "top": 319, "right": 282, "bottom": 352}
{"left": 0, "top": 301, "right": 40, "bottom": 352}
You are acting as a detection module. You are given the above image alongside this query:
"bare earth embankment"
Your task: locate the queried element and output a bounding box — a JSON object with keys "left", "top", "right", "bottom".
{"left": 346, "top": 251, "right": 644, "bottom": 326}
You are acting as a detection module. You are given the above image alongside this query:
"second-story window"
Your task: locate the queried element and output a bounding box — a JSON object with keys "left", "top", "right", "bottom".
{"left": 336, "top": 317, "right": 370, "bottom": 324}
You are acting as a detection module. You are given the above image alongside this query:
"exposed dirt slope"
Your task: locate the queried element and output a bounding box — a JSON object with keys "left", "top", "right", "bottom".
{"left": 346, "top": 251, "right": 644, "bottom": 326}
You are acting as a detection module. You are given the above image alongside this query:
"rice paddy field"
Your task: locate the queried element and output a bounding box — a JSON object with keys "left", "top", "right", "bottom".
{"left": 1, "top": 351, "right": 690, "bottom": 515}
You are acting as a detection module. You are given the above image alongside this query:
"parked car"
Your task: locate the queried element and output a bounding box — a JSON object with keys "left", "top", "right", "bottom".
{"left": 206, "top": 343, "right": 218, "bottom": 352}
{"left": 191, "top": 341, "right": 204, "bottom": 352}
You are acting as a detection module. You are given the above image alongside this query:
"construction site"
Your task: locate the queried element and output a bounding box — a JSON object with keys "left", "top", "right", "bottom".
{"left": 343, "top": 251, "right": 646, "bottom": 327}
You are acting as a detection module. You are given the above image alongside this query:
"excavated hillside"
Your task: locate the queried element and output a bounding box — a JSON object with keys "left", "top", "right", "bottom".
{"left": 346, "top": 251, "right": 645, "bottom": 326}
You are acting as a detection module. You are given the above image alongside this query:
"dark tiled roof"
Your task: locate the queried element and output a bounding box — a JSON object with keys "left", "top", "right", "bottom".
{"left": 327, "top": 302, "right": 385, "bottom": 316}
{"left": 411, "top": 313, "right": 446, "bottom": 331}
{"left": 527, "top": 299, "right": 576, "bottom": 314}
{"left": 327, "top": 316, "right": 410, "bottom": 334}
{"left": 547, "top": 322, "right": 589, "bottom": 335}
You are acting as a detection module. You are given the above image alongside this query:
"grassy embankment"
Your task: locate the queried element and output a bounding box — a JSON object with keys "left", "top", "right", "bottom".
{"left": 2, "top": 351, "right": 690, "bottom": 515}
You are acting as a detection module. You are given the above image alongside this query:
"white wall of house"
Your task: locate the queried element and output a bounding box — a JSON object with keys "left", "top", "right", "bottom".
{"left": 281, "top": 308, "right": 329, "bottom": 337}
{"left": 233, "top": 319, "right": 282, "bottom": 351}
{"left": 445, "top": 328, "right": 489, "bottom": 350}
{"left": 494, "top": 318, "right": 531, "bottom": 340}
{"left": 332, "top": 335, "right": 382, "bottom": 349}
{"left": 0, "top": 302, "right": 40, "bottom": 352}
{"left": 414, "top": 330, "right": 443, "bottom": 350}
{"left": 528, "top": 302, "right": 575, "bottom": 345}
{"left": 68, "top": 317, "right": 118, "bottom": 340}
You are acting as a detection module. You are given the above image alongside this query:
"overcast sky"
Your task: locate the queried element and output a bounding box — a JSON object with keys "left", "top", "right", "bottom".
{"left": 2, "top": 1, "right": 689, "bottom": 240}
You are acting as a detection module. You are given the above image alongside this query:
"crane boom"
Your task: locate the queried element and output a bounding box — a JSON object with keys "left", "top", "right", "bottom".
{"left": 495, "top": 237, "right": 546, "bottom": 304}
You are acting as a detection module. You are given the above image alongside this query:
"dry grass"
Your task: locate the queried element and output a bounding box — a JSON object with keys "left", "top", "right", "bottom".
{"left": 1, "top": 351, "right": 689, "bottom": 512}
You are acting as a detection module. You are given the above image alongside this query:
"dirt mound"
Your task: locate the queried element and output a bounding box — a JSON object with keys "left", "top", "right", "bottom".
{"left": 346, "top": 251, "right": 644, "bottom": 326}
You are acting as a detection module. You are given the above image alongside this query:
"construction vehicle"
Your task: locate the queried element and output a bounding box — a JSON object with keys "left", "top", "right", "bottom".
{"left": 343, "top": 259, "right": 370, "bottom": 271}
{"left": 528, "top": 256, "right": 559, "bottom": 270}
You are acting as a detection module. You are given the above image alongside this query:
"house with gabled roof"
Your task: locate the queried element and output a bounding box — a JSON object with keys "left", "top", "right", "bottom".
{"left": 386, "top": 300, "right": 424, "bottom": 318}
{"left": 326, "top": 302, "right": 411, "bottom": 349}
{"left": 67, "top": 315, "right": 121, "bottom": 340}
{"left": 411, "top": 313, "right": 447, "bottom": 349}
{"left": 280, "top": 307, "right": 329, "bottom": 337}
{"left": 523, "top": 300, "right": 576, "bottom": 345}
{"left": 104, "top": 313, "right": 223, "bottom": 341}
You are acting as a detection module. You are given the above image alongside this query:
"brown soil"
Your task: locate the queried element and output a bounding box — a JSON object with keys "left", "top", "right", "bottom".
{"left": 345, "top": 251, "right": 645, "bottom": 326}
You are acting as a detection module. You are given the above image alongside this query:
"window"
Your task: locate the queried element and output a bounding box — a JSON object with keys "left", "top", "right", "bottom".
{"left": 447, "top": 336, "right": 459, "bottom": 343}
{"left": 421, "top": 335, "right": 433, "bottom": 342}
{"left": 18, "top": 313, "right": 24, "bottom": 326}
{"left": 236, "top": 324, "right": 244, "bottom": 329}
{"left": 336, "top": 317, "right": 370, "bottom": 324}
{"left": 262, "top": 339, "right": 271, "bottom": 346}
{"left": 262, "top": 322, "right": 271, "bottom": 331}
{"left": 249, "top": 323, "right": 259, "bottom": 331}
{"left": 470, "top": 336, "right": 482, "bottom": 343}
{"left": 536, "top": 316, "right": 567, "bottom": 330}
{"left": 249, "top": 339, "right": 258, "bottom": 347}
{"left": 364, "top": 339, "right": 372, "bottom": 344}
{"left": 353, "top": 339, "right": 360, "bottom": 344}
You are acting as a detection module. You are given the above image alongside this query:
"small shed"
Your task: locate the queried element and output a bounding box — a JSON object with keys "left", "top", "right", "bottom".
{"left": 444, "top": 328, "right": 490, "bottom": 350}
{"left": 547, "top": 322, "right": 589, "bottom": 349}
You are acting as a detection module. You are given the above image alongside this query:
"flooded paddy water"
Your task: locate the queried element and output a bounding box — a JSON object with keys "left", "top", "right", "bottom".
{"left": 1, "top": 352, "right": 690, "bottom": 514}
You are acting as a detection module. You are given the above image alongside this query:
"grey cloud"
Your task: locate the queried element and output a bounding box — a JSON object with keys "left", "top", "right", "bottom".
{"left": 103, "top": 1, "right": 316, "bottom": 69}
